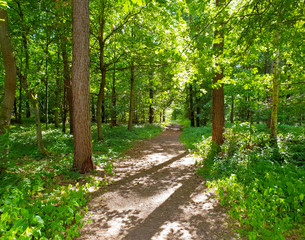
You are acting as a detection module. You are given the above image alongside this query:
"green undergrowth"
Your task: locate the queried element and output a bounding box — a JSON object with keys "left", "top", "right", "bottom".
{"left": 182, "top": 123, "right": 305, "bottom": 239}
{"left": 0, "top": 123, "right": 162, "bottom": 240}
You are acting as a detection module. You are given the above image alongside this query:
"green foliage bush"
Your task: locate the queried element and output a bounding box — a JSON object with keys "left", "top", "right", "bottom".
{"left": 183, "top": 123, "right": 305, "bottom": 239}
{"left": 0, "top": 123, "right": 162, "bottom": 239}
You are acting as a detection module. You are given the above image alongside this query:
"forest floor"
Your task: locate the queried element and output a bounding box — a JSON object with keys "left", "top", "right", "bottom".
{"left": 78, "top": 124, "right": 240, "bottom": 240}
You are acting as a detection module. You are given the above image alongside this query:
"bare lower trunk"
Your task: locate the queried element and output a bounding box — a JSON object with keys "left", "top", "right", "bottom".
{"left": 72, "top": 0, "right": 94, "bottom": 173}
{"left": 0, "top": 9, "right": 17, "bottom": 134}
{"left": 212, "top": 0, "right": 225, "bottom": 146}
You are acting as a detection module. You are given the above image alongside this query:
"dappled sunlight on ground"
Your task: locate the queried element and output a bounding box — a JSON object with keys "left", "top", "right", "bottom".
{"left": 78, "top": 124, "right": 239, "bottom": 240}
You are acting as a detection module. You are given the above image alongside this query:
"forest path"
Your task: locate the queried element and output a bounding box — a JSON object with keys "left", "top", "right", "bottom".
{"left": 78, "top": 124, "right": 238, "bottom": 240}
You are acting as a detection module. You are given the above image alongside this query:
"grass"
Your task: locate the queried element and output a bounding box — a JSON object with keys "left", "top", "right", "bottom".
{"left": 0, "top": 122, "right": 162, "bottom": 240}
{"left": 181, "top": 123, "right": 305, "bottom": 240}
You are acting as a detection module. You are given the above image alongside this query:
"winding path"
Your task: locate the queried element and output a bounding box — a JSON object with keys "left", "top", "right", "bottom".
{"left": 78, "top": 124, "right": 239, "bottom": 240}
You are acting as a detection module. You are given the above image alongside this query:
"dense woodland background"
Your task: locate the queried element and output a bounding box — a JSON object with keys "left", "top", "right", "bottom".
{"left": 0, "top": 0, "right": 305, "bottom": 239}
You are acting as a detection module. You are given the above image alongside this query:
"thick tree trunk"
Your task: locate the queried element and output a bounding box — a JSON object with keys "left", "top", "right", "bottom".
{"left": 128, "top": 63, "right": 135, "bottom": 130}
{"left": 0, "top": 9, "right": 17, "bottom": 134}
{"left": 270, "top": 32, "right": 281, "bottom": 140}
{"left": 212, "top": 0, "right": 225, "bottom": 146}
{"left": 189, "top": 83, "right": 195, "bottom": 127}
{"left": 71, "top": 0, "right": 95, "bottom": 173}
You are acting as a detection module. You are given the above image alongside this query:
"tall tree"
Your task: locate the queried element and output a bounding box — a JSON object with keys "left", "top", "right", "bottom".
{"left": 270, "top": 32, "right": 281, "bottom": 140}
{"left": 212, "top": 0, "right": 225, "bottom": 146}
{"left": 71, "top": 0, "right": 95, "bottom": 173}
{"left": 0, "top": 9, "right": 17, "bottom": 135}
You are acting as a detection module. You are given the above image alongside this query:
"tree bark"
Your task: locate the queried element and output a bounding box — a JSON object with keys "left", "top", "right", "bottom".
{"left": 128, "top": 61, "right": 135, "bottom": 130}
{"left": 149, "top": 87, "right": 154, "bottom": 124}
{"left": 212, "top": 0, "right": 225, "bottom": 146}
{"left": 71, "top": 0, "right": 95, "bottom": 173}
{"left": 54, "top": 51, "right": 60, "bottom": 128}
{"left": 189, "top": 83, "right": 195, "bottom": 127}
{"left": 230, "top": 96, "right": 234, "bottom": 123}
{"left": 0, "top": 9, "right": 17, "bottom": 135}
{"left": 61, "top": 40, "right": 74, "bottom": 134}
{"left": 270, "top": 32, "right": 281, "bottom": 140}
{"left": 111, "top": 63, "right": 117, "bottom": 127}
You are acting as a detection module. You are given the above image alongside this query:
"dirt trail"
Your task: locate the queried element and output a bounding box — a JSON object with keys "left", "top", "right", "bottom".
{"left": 78, "top": 124, "right": 239, "bottom": 240}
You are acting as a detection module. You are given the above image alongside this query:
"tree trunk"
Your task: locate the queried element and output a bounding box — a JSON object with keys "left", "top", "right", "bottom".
{"left": 45, "top": 43, "right": 49, "bottom": 130}
{"left": 0, "top": 9, "right": 17, "bottom": 134}
{"left": 26, "top": 100, "right": 30, "bottom": 118}
{"left": 270, "top": 32, "right": 281, "bottom": 140}
{"left": 18, "top": 77, "right": 22, "bottom": 123}
{"left": 111, "top": 64, "right": 117, "bottom": 127}
{"left": 54, "top": 51, "right": 60, "bottom": 128}
{"left": 96, "top": 69, "right": 106, "bottom": 141}
{"left": 128, "top": 62, "right": 135, "bottom": 130}
{"left": 71, "top": 0, "right": 95, "bottom": 173}
{"left": 212, "top": 0, "right": 225, "bottom": 146}
{"left": 230, "top": 96, "right": 234, "bottom": 123}
{"left": 62, "top": 86, "right": 67, "bottom": 133}
{"left": 195, "top": 87, "right": 200, "bottom": 127}
{"left": 189, "top": 83, "right": 195, "bottom": 127}
{"left": 27, "top": 92, "right": 47, "bottom": 155}
{"left": 149, "top": 87, "right": 154, "bottom": 124}
{"left": 91, "top": 95, "right": 96, "bottom": 122}
{"left": 61, "top": 40, "right": 74, "bottom": 134}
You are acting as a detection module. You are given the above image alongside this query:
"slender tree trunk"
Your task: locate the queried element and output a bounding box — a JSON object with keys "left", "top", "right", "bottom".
{"left": 54, "top": 51, "right": 60, "bottom": 128}
{"left": 91, "top": 95, "right": 96, "bottom": 122}
{"left": 128, "top": 62, "right": 135, "bottom": 130}
{"left": 71, "top": 0, "right": 94, "bottom": 173}
{"left": 18, "top": 77, "right": 22, "bottom": 123}
{"left": 111, "top": 63, "right": 117, "bottom": 127}
{"left": 149, "top": 87, "right": 154, "bottom": 124}
{"left": 28, "top": 92, "right": 47, "bottom": 154}
{"left": 45, "top": 42, "right": 49, "bottom": 130}
{"left": 61, "top": 40, "right": 74, "bottom": 134}
{"left": 270, "top": 32, "right": 281, "bottom": 140}
{"left": 0, "top": 9, "right": 17, "bottom": 134}
{"left": 189, "top": 83, "right": 195, "bottom": 127}
{"left": 97, "top": 69, "right": 106, "bottom": 141}
{"left": 26, "top": 100, "right": 30, "bottom": 118}
{"left": 163, "top": 109, "right": 166, "bottom": 122}
{"left": 265, "top": 50, "right": 272, "bottom": 128}
{"left": 62, "top": 86, "right": 67, "bottom": 133}
{"left": 212, "top": 0, "right": 225, "bottom": 146}
{"left": 230, "top": 96, "right": 234, "bottom": 123}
